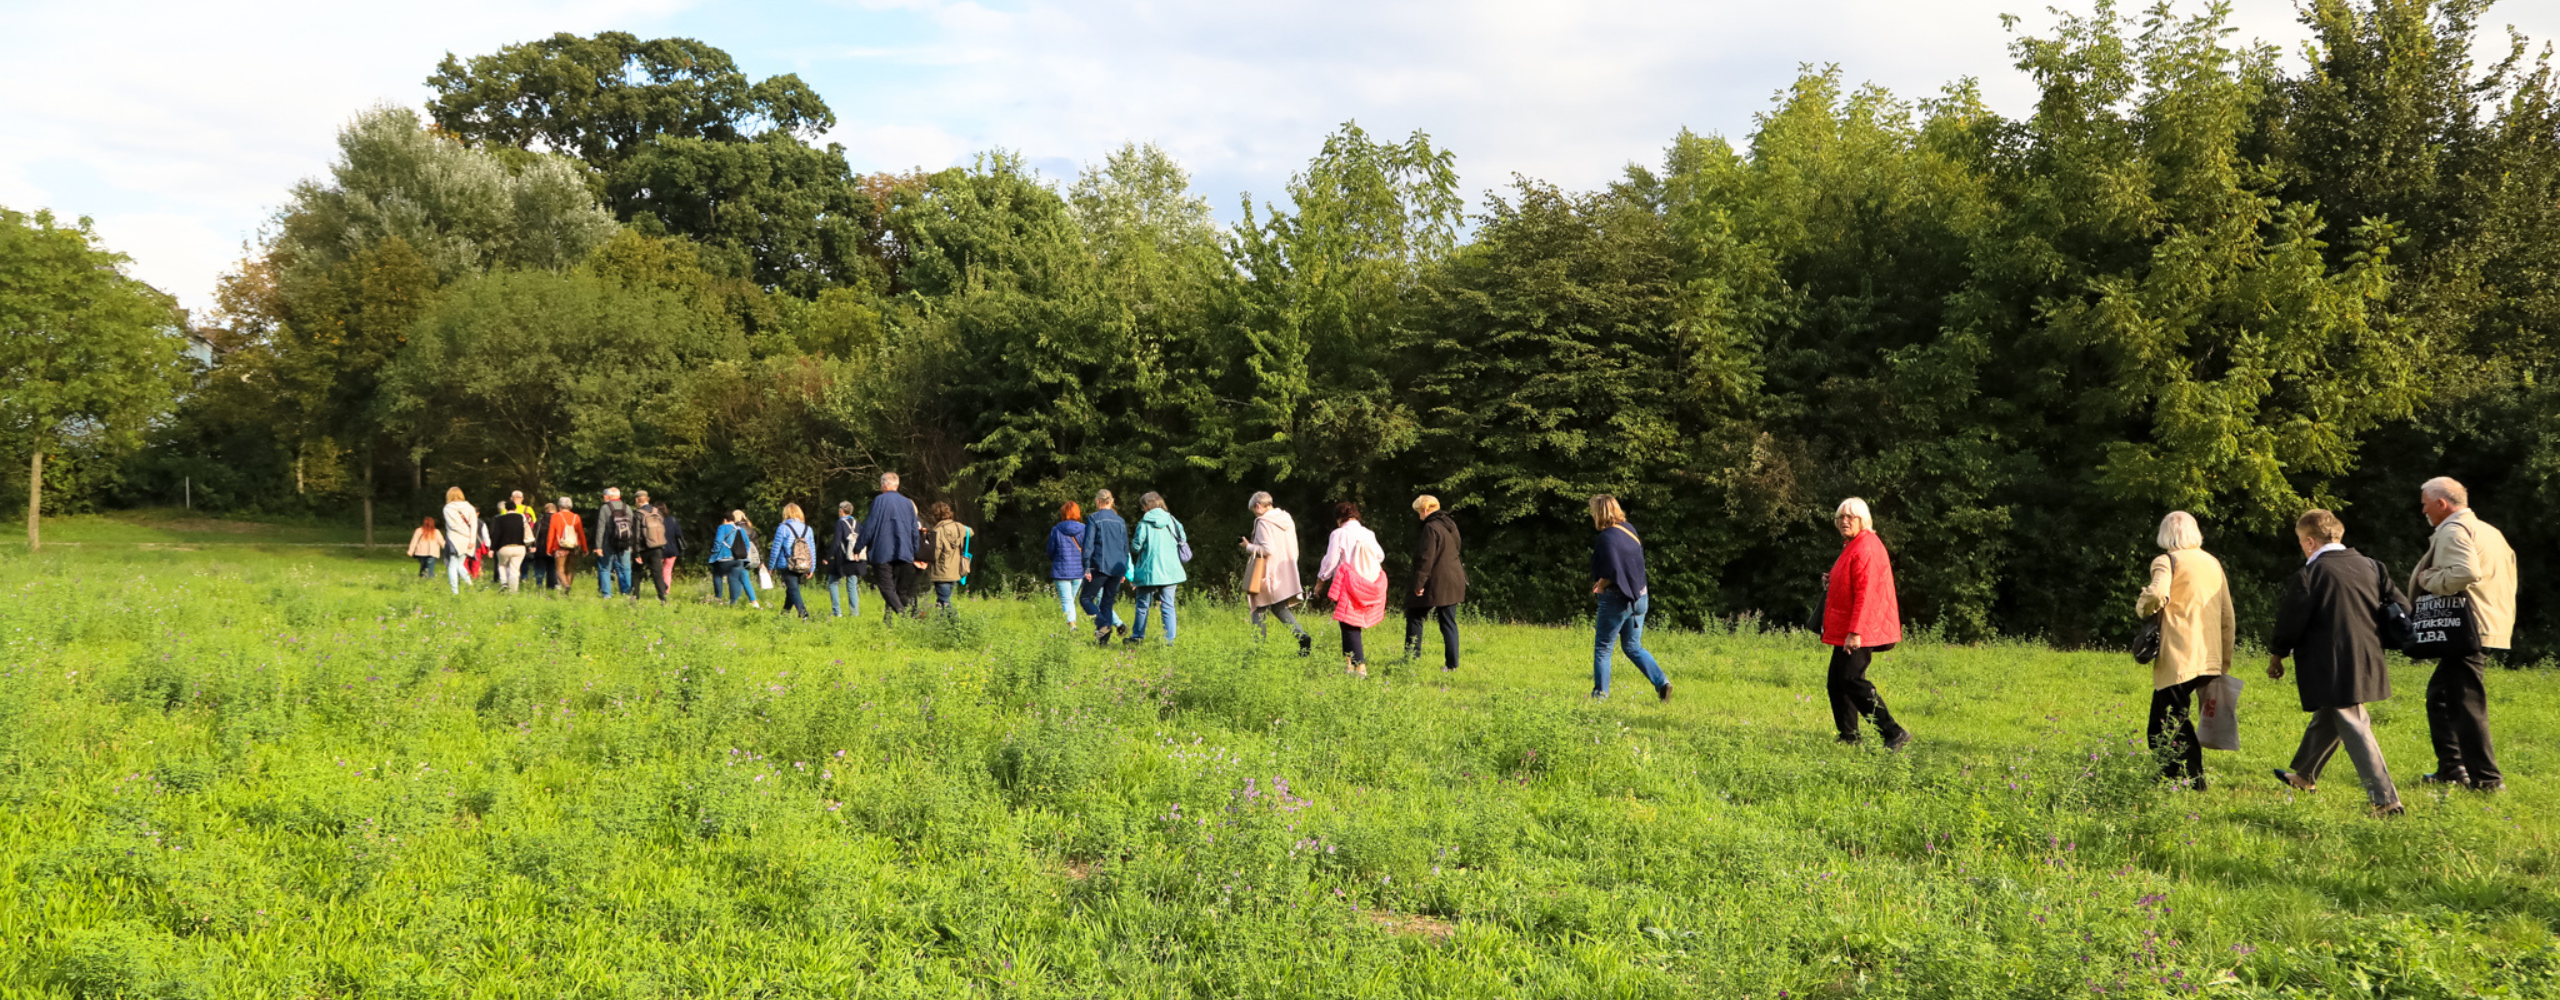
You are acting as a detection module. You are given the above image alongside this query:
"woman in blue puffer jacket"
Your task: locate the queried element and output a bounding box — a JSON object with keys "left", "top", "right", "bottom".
{"left": 1048, "top": 501, "right": 1088, "bottom": 626}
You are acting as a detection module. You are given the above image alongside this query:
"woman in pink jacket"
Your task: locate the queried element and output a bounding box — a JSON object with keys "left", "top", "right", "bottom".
{"left": 1823, "top": 497, "right": 1908, "bottom": 748}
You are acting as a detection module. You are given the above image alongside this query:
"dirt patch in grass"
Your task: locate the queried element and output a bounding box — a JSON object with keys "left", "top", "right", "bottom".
{"left": 1365, "top": 910, "right": 1457, "bottom": 941}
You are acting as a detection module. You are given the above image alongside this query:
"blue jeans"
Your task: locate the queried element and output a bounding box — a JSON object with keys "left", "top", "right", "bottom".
{"left": 598, "top": 551, "right": 634, "bottom": 597}
{"left": 934, "top": 581, "right": 956, "bottom": 609}
{"left": 825, "top": 571, "right": 860, "bottom": 617}
{"left": 718, "top": 560, "right": 756, "bottom": 604}
{"left": 1132, "top": 584, "right": 1177, "bottom": 642}
{"left": 1593, "top": 590, "right": 1668, "bottom": 694}
{"left": 777, "top": 570, "right": 808, "bottom": 618}
{"left": 1082, "top": 572, "right": 1125, "bottom": 629}
{"left": 1054, "top": 579, "right": 1082, "bottom": 624}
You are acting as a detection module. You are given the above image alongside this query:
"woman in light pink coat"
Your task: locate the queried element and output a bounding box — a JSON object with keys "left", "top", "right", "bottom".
{"left": 1241, "top": 491, "right": 1311, "bottom": 656}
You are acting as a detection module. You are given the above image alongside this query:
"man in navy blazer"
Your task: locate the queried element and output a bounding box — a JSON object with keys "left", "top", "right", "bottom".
{"left": 858, "top": 472, "right": 921, "bottom": 620}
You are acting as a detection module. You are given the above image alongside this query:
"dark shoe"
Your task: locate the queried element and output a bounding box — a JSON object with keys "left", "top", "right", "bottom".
{"left": 1590, "top": 690, "right": 1609, "bottom": 700}
{"left": 1443, "top": 663, "right": 1457, "bottom": 673}
{"left": 2192, "top": 776, "right": 2208, "bottom": 792}
{"left": 1116, "top": 624, "right": 1129, "bottom": 640}
{"left": 1655, "top": 683, "right": 1671, "bottom": 702}
{"left": 2271, "top": 769, "right": 2317, "bottom": 792}
{"left": 1835, "top": 733, "right": 1861, "bottom": 745}
{"left": 2420, "top": 770, "right": 2471, "bottom": 786}
{"left": 1883, "top": 729, "right": 1913, "bottom": 751}
{"left": 2370, "top": 802, "right": 2406, "bottom": 819}
{"left": 1298, "top": 633, "right": 1313, "bottom": 658}
{"left": 2469, "top": 778, "right": 2505, "bottom": 793}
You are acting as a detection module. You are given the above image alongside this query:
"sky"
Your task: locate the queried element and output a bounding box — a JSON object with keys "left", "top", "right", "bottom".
{"left": 5, "top": 0, "right": 2555, "bottom": 315}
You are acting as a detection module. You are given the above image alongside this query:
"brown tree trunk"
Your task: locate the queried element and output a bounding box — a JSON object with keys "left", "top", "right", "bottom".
{"left": 25, "top": 450, "right": 40, "bottom": 553}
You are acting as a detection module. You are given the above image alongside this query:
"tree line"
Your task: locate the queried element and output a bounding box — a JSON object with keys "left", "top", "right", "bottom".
{"left": 10, "top": 1, "right": 2559, "bottom": 653}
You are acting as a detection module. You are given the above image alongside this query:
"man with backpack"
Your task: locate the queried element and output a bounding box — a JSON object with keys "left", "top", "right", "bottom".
{"left": 856, "top": 472, "right": 920, "bottom": 620}
{"left": 632, "top": 489, "right": 675, "bottom": 603}
{"left": 592, "top": 487, "right": 639, "bottom": 600}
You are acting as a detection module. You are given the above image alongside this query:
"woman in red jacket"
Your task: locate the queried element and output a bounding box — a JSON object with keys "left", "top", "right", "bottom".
{"left": 1823, "top": 497, "right": 1909, "bottom": 748}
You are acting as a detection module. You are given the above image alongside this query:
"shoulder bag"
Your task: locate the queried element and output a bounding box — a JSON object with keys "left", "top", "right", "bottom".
{"left": 2133, "top": 553, "right": 2176, "bottom": 665}
{"left": 2368, "top": 556, "right": 2414, "bottom": 651}
{"left": 2404, "top": 525, "right": 2484, "bottom": 660}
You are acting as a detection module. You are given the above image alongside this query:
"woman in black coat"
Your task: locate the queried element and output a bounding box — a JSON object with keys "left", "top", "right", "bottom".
{"left": 1404, "top": 496, "right": 1467, "bottom": 671}
{"left": 2267, "top": 509, "right": 2407, "bottom": 816}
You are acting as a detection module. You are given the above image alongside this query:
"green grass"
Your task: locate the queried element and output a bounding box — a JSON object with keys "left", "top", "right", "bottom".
{"left": 2, "top": 536, "right": 2555, "bottom": 998}
{"left": 30, "top": 507, "right": 369, "bottom": 547}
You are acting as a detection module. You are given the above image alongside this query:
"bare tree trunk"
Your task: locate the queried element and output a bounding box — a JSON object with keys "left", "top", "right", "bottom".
{"left": 25, "top": 450, "right": 39, "bottom": 553}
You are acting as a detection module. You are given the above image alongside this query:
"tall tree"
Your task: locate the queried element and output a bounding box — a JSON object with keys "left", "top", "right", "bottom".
{"left": 0, "top": 208, "right": 189, "bottom": 549}
{"left": 1229, "top": 123, "right": 1462, "bottom": 496}
{"left": 427, "top": 32, "right": 884, "bottom": 294}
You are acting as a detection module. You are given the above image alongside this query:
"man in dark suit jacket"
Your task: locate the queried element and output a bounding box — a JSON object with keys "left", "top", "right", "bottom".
{"left": 2268, "top": 509, "right": 2406, "bottom": 817}
{"left": 857, "top": 472, "right": 921, "bottom": 621}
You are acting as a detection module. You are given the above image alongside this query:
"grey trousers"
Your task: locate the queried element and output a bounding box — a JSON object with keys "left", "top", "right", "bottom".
{"left": 1251, "top": 599, "right": 1306, "bottom": 639}
{"left": 2290, "top": 704, "right": 2400, "bottom": 808}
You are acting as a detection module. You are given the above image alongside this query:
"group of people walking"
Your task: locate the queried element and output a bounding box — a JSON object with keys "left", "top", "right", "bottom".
{"left": 409, "top": 470, "right": 2519, "bottom": 816}
{"left": 2123, "top": 476, "right": 2515, "bottom": 818}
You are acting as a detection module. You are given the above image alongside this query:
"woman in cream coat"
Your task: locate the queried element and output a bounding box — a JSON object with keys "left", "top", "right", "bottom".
{"left": 2135, "top": 510, "right": 2236, "bottom": 789}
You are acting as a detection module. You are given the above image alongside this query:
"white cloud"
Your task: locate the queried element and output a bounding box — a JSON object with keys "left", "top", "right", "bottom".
{"left": 7, "top": 0, "right": 2556, "bottom": 311}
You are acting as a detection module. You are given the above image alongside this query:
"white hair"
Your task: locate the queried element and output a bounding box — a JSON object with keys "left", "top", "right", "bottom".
{"left": 1835, "top": 497, "right": 1872, "bottom": 527}
{"left": 604, "top": 487, "right": 622, "bottom": 499}
{"left": 2155, "top": 511, "right": 2203, "bottom": 552}
{"left": 1247, "top": 491, "right": 1273, "bottom": 511}
{"left": 557, "top": 496, "right": 572, "bottom": 507}
{"left": 880, "top": 472, "right": 901, "bottom": 490}
{"left": 2421, "top": 476, "right": 2467, "bottom": 507}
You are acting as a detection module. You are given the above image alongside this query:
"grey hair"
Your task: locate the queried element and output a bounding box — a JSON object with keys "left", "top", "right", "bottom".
{"left": 880, "top": 471, "right": 901, "bottom": 490}
{"left": 838, "top": 500, "right": 855, "bottom": 515}
{"left": 604, "top": 487, "right": 622, "bottom": 499}
{"left": 2155, "top": 511, "right": 2203, "bottom": 552}
{"left": 1094, "top": 489, "right": 1115, "bottom": 507}
{"left": 556, "top": 496, "right": 572, "bottom": 507}
{"left": 1247, "top": 491, "right": 1273, "bottom": 511}
{"left": 2421, "top": 476, "right": 2468, "bottom": 506}
{"left": 1835, "top": 497, "right": 1872, "bottom": 527}
{"left": 1140, "top": 491, "right": 1166, "bottom": 513}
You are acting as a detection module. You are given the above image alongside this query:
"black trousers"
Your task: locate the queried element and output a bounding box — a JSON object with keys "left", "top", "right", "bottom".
{"left": 1340, "top": 624, "right": 1367, "bottom": 665}
{"left": 2426, "top": 651, "right": 2502, "bottom": 782}
{"left": 872, "top": 561, "right": 912, "bottom": 619}
{"left": 1404, "top": 603, "right": 1459, "bottom": 670}
{"left": 2146, "top": 675, "right": 2208, "bottom": 782}
{"left": 1826, "top": 644, "right": 1902, "bottom": 740}
{"left": 637, "top": 545, "right": 668, "bottom": 601}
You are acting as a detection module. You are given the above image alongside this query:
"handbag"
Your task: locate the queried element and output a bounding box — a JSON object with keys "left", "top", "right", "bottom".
{"left": 758, "top": 565, "right": 776, "bottom": 591}
{"left": 2367, "top": 557, "right": 2414, "bottom": 650}
{"left": 1245, "top": 554, "right": 1267, "bottom": 595}
{"left": 2133, "top": 553, "right": 2176, "bottom": 665}
{"left": 1174, "top": 518, "right": 1193, "bottom": 563}
{"left": 2197, "top": 675, "right": 2243, "bottom": 751}
{"left": 1806, "top": 572, "right": 1828, "bottom": 632}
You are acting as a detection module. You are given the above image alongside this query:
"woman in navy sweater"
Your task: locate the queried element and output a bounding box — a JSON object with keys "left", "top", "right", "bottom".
{"left": 1589, "top": 494, "right": 1671, "bottom": 701}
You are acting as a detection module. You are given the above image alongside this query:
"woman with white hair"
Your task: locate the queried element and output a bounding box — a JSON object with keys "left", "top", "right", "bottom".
{"left": 1822, "top": 497, "right": 1909, "bottom": 748}
{"left": 1240, "top": 491, "right": 1311, "bottom": 655}
{"left": 2135, "top": 510, "right": 2234, "bottom": 789}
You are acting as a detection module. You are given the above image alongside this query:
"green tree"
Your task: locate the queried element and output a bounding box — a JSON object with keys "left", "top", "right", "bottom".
{"left": 0, "top": 208, "right": 189, "bottom": 549}
{"left": 427, "top": 32, "right": 883, "bottom": 295}
{"left": 1228, "top": 123, "right": 1462, "bottom": 496}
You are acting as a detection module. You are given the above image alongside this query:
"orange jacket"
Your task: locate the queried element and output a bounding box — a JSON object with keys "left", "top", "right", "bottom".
{"left": 547, "top": 510, "right": 587, "bottom": 555}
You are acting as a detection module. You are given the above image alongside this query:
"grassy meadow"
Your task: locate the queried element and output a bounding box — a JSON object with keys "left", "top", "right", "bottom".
{"left": 2, "top": 526, "right": 2556, "bottom": 998}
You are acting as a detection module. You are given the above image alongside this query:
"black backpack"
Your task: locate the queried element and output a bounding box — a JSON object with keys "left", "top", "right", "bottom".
{"left": 609, "top": 504, "right": 636, "bottom": 546}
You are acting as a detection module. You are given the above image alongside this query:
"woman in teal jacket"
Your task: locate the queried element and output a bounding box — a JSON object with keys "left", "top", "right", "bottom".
{"left": 1126, "top": 492, "right": 1189, "bottom": 644}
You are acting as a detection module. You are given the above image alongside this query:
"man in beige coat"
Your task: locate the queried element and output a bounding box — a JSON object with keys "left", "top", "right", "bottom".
{"left": 2136, "top": 511, "right": 2235, "bottom": 788}
{"left": 2410, "top": 477, "right": 2515, "bottom": 791}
